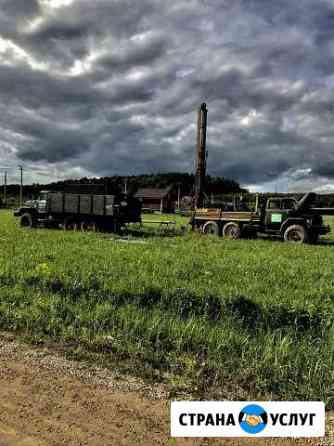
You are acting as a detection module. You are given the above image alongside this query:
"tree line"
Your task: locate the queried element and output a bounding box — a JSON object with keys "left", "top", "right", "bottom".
{"left": 1, "top": 172, "right": 245, "bottom": 201}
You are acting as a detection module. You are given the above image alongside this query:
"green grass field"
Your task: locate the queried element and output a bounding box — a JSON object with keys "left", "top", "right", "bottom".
{"left": 0, "top": 210, "right": 333, "bottom": 405}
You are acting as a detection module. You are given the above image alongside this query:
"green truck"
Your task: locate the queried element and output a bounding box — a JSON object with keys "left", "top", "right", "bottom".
{"left": 14, "top": 190, "right": 142, "bottom": 232}
{"left": 191, "top": 192, "right": 334, "bottom": 243}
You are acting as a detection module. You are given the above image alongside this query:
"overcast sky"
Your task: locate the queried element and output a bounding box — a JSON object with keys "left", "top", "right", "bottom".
{"left": 1, "top": 0, "right": 334, "bottom": 191}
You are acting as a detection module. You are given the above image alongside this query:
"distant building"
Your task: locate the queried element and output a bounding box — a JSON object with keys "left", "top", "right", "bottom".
{"left": 135, "top": 186, "right": 175, "bottom": 213}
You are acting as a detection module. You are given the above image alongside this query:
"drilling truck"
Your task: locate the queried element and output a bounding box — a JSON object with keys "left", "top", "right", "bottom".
{"left": 191, "top": 103, "right": 334, "bottom": 243}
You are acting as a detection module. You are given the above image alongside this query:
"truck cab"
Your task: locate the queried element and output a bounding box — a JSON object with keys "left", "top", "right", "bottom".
{"left": 14, "top": 190, "right": 49, "bottom": 223}
{"left": 262, "top": 197, "right": 297, "bottom": 229}
{"left": 259, "top": 194, "right": 330, "bottom": 242}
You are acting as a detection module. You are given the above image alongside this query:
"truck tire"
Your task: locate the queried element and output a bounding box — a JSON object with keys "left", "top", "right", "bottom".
{"left": 63, "top": 218, "right": 78, "bottom": 231}
{"left": 202, "top": 221, "right": 220, "bottom": 235}
{"left": 80, "top": 221, "right": 97, "bottom": 232}
{"left": 222, "top": 222, "right": 241, "bottom": 239}
{"left": 20, "top": 213, "right": 34, "bottom": 228}
{"left": 283, "top": 225, "right": 308, "bottom": 243}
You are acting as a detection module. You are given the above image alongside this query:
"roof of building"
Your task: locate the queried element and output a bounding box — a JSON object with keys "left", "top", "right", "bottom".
{"left": 135, "top": 186, "right": 173, "bottom": 200}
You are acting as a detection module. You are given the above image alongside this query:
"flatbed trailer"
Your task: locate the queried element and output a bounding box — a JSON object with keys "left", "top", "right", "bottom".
{"left": 193, "top": 209, "right": 259, "bottom": 223}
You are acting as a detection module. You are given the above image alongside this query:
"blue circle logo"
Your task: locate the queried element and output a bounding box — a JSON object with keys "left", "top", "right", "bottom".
{"left": 239, "top": 404, "right": 268, "bottom": 434}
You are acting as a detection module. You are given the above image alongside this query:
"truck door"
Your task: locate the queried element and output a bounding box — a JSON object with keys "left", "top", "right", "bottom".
{"left": 265, "top": 198, "right": 295, "bottom": 230}
{"left": 265, "top": 199, "right": 283, "bottom": 230}
{"left": 37, "top": 192, "right": 48, "bottom": 214}
{"left": 280, "top": 198, "right": 296, "bottom": 226}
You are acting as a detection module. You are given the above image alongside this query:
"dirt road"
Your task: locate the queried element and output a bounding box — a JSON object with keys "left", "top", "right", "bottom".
{"left": 0, "top": 332, "right": 331, "bottom": 446}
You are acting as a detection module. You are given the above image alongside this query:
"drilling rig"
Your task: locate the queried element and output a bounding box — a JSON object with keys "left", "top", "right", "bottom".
{"left": 191, "top": 103, "right": 334, "bottom": 243}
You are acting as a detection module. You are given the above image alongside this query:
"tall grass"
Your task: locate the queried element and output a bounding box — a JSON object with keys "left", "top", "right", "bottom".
{"left": 0, "top": 210, "right": 333, "bottom": 405}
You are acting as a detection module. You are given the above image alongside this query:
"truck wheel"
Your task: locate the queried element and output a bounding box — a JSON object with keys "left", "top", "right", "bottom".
{"left": 20, "top": 213, "right": 34, "bottom": 228}
{"left": 63, "top": 218, "right": 78, "bottom": 231}
{"left": 80, "top": 221, "right": 97, "bottom": 232}
{"left": 222, "top": 222, "right": 241, "bottom": 239}
{"left": 283, "top": 225, "right": 308, "bottom": 243}
{"left": 202, "top": 221, "right": 220, "bottom": 235}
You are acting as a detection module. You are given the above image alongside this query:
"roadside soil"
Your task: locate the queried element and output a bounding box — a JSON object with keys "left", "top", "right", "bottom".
{"left": 0, "top": 332, "right": 332, "bottom": 446}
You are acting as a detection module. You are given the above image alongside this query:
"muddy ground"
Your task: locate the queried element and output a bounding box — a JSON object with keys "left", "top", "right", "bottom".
{"left": 0, "top": 332, "right": 331, "bottom": 446}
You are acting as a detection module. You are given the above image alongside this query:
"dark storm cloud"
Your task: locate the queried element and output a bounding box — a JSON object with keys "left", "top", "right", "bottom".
{"left": 14, "top": 0, "right": 159, "bottom": 70}
{"left": 1, "top": 0, "right": 334, "bottom": 189}
{"left": 313, "top": 162, "right": 334, "bottom": 178}
{"left": 29, "top": 20, "right": 88, "bottom": 41}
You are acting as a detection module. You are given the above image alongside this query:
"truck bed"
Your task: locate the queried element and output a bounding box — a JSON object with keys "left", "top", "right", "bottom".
{"left": 194, "top": 208, "right": 260, "bottom": 222}
{"left": 48, "top": 192, "right": 116, "bottom": 216}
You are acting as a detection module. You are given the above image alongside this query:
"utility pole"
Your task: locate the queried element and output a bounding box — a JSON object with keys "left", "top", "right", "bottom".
{"left": 3, "top": 171, "right": 7, "bottom": 206}
{"left": 124, "top": 177, "right": 128, "bottom": 194}
{"left": 18, "top": 165, "right": 23, "bottom": 207}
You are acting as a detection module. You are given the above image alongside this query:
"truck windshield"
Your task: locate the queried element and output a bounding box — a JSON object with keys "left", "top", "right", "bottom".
{"left": 268, "top": 200, "right": 281, "bottom": 209}
{"left": 282, "top": 199, "right": 296, "bottom": 210}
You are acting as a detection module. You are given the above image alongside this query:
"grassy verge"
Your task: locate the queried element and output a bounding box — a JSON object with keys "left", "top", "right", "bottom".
{"left": 0, "top": 210, "right": 333, "bottom": 405}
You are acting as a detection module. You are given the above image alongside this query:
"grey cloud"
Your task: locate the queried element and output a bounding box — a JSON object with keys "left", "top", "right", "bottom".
{"left": 29, "top": 20, "right": 89, "bottom": 41}
{"left": 14, "top": 116, "right": 93, "bottom": 163}
{"left": 0, "top": 0, "right": 40, "bottom": 20}
{"left": 97, "top": 34, "right": 167, "bottom": 73}
{"left": 16, "top": 0, "right": 159, "bottom": 69}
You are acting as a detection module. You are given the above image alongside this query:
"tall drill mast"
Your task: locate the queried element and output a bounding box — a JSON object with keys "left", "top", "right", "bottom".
{"left": 194, "top": 103, "right": 208, "bottom": 209}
